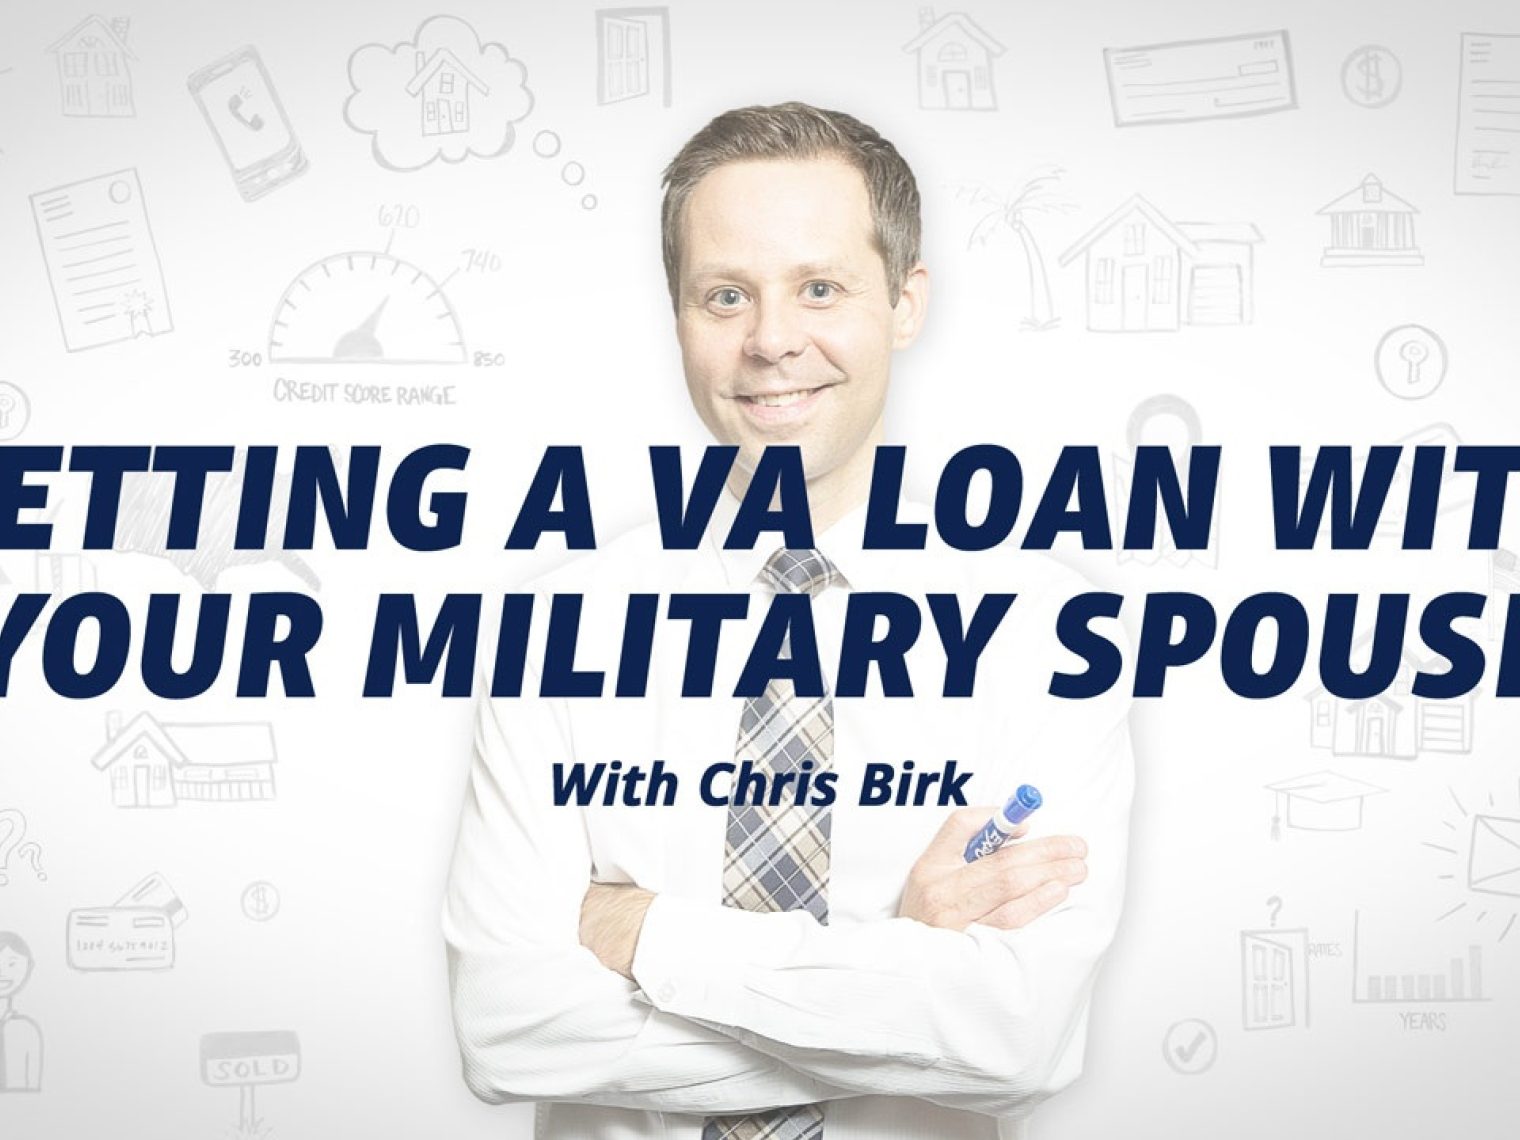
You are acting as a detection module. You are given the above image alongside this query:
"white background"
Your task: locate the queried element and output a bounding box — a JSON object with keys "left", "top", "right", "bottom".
{"left": 3, "top": 1, "right": 1520, "bottom": 1136}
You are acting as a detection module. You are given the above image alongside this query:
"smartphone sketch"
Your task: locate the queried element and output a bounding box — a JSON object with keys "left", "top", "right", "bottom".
{"left": 188, "top": 46, "right": 308, "bottom": 202}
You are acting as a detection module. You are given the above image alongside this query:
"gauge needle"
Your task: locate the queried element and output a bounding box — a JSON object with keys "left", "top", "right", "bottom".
{"left": 333, "top": 296, "right": 389, "bottom": 359}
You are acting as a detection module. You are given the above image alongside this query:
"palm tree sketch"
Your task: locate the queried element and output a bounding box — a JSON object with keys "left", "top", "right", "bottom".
{"left": 959, "top": 166, "right": 1077, "bottom": 331}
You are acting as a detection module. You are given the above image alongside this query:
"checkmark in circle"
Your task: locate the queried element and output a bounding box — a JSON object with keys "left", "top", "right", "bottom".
{"left": 1163, "top": 1018, "right": 1217, "bottom": 1075}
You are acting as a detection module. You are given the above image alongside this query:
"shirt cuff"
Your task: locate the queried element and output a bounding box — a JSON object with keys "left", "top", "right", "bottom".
{"left": 631, "top": 893, "right": 811, "bottom": 1022}
{"left": 630, "top": 894, "right": 941, "bottom": 1065}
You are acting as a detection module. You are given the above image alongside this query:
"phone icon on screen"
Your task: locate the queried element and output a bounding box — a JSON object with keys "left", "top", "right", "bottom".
{"left": 227, "top": 89, "right": 265, "bottom": 131}
{"left": 188, "top": 45, "right": 307, "bottom": 202}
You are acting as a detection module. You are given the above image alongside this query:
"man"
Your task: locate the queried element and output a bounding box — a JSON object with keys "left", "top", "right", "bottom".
{"left": 445, "top": 102, "right": 1134, "bottom": 1139}
{"left": 0, "top": 931, "right": 42, "bottom": 1093}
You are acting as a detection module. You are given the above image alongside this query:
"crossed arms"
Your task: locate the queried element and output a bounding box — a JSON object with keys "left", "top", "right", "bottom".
{"left": 443, "top": 659, "right": 1134, "bottom": 1120}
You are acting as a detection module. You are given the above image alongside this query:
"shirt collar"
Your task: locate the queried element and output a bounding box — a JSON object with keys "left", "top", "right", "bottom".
{"left": 705, "top": 482, "right": 931, "bottom": 593}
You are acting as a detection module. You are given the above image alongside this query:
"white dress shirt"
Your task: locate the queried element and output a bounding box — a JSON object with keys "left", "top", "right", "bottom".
{"left": 443, "top": 485, "right": 1135, "bottom": 1140}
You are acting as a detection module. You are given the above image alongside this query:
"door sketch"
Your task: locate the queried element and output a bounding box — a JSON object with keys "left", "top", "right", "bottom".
{"left": 1244, "top": 933, "right": 1295, "bottom": 1029}
{"left": 1364, "top": 713, "right": 1385, "bottom": 756}
{"left": 944, "top": 70, "right": 971, "bottom": 107}
{"left": 600, "top": 16, "right": 649, "bottom": 102}
{"left": 596, "top": 8, "right": 670, "bottom": 107}
{"left": 1121, "top": 263, "right": 1150, "bottom": 330}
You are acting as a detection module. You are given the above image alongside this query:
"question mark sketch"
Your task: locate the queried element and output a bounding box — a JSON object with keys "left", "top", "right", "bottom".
{"left": 0, "top": 810, "right": 28, "bottom": 886}
{"left": 1266, "top": 896, "right": 1283, "bottom": 928}
{"left": 15, "top": 843, "right": 46, "bottom": 882}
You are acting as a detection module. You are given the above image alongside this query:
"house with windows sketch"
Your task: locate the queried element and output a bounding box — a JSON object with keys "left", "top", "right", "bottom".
{"left": 902, "top": 8, "right": 1004, "bottom": 110}
{"left": 90, "top": 711, "right": 278, "bottom": 808}
{"left": 1058, "top": 194, "right": 1263, "bottom": 332}
{"left": 1304, "top": 646, "right": 1474, "bottom": 759}
{"left": 47, "top": 15, "right": 135, "bottom": 118}
{"left": 405, "top": 48, "right": 488, "bottom": 137}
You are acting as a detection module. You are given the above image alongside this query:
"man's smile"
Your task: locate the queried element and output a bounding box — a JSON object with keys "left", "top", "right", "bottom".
{"left": 733, "top": 381, "right": 836, "bottom": 423}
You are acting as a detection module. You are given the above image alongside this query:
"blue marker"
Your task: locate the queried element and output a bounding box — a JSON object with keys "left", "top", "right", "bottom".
{"left": 963, "top": 785, "right": 1043, "bottom": 862}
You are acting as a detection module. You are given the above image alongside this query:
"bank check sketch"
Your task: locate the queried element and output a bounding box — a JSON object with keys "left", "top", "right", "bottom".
{"left": 1455, "top": 33, "right": 1520, "bottom": 195}
{"left": 1104, "top": 31, "right": 1296, "bottom": 126}
{"left": 30, "top": 169, "right": 172, "bottom": 351}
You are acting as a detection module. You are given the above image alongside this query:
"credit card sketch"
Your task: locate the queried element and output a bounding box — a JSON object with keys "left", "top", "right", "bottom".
{"left": 1105, "top": 30, "right": 1296, "bottom": 126}
{"left": 66, "top": 908, "right": 175, "bottom": 971}
{"left": 1455, "top": 32, "right": 1520, "bottom": 195}
{"left": 188, "top": 46, "right": 308, "bottom": 202}
{"left": 116, "top": 871, "right": 188, "bottom": 927}
{"left": 30, "top": 168, "right": 173, "bottom": 352}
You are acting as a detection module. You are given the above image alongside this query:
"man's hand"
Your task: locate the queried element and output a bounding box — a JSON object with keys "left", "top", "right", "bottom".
{"left": 898, "top": 807, "right": 1088, "bottom": 931}
{"left": 579, "top": 882, "right": 655, "bottom": 979}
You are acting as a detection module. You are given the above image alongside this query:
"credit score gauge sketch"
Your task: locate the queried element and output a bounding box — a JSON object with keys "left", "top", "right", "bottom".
{"left": 267, "top": 250, "right": 466, "bottom": 364}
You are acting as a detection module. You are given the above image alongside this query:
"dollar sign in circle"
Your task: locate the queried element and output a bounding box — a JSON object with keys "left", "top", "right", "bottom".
{"left": 1342, "top": 46, "right": 1401, "bottom": 109}
{"left": 241, "top": 881, "right": 281, "bottom": 922}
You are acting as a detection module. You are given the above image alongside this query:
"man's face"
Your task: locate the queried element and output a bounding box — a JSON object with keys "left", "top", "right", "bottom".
{"left": 0, "top": 946, "right": 31, "bottom": 998}
{"left": 673, "top": 157, "right": 926, "bottom": 505}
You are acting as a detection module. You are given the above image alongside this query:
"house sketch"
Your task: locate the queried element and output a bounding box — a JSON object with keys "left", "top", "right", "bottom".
{"left": 903, "top": 8, "right": 1004, "bottom": 110}
{"left": 47, "top": 15, "right": 135, "bottom": 118}
{"left": 1305, "top": 646, "right": 1474, "bottom": 759}
{"left": 1058, "top": 194, "right": 1263, "bottom": 332}
{"left": 90, "top": 712, "right": 278, "bottom": 808}
{"left": 1318, "top": 174, "right": 1423, "bottom": 267}
{"left": 405, "top": 47, "right": 488, "bottom": 137}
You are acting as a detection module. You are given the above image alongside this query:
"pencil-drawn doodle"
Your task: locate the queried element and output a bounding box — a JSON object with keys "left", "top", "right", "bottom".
{"left": 90, "top": 712, "right": 278, "bottom": 808}
{"left": 188, "top": 46, "right": 308, "bottom": 202}
{"left": 1267, "top": 770, "right": 1386, "bottom": 839}
{"left": 267, "top": 242, "right": 467, "bottom": 364}
{"left": 1351, "top": 910, "right": 1490, "bottom": 1002}
{"left": 113, "top": 454, "right": 321, "bottom": 590}
{"left": 31, "top": 169, "right": 172, "bottom": 352}
{"left": 1242, "top": 899, "right": 1310, "bottom": 1030}
{"left": 66, "top": 871, "right": 187, "bottom": 972}
{"left": 959, "top": 167, "right": 1076, "bottom": 331}
{"left": 1306, "top": 633, "right": 1475, "bottom": 759}
{"left": 1105, "top": 31, "right": 1296, "bottom": 126}
{"left": 1341, "top": 46, "right": 1401, "bottom": 109}
{"left": 344, "top": 15, "right": 533, "bottom": 171}
{"left": 48, "top": 15, "right": 135, "bottom": 117}
{"left": 596, "top": 8, "right": 671, "bottom": 107}
{"left": 0, "top": 383, "right": 31, "bottom": 442}
{"left": 903, "top": 9, "right": 1004, "bottom": 111}
{"left": 0, "top": 932, "right": 43, "bottom": 1092}
{"left": 1318, "top": 175, "right": 1423, "bottom": 268}
{"left": 0, "top": 810, "right": 47, "bottom": 887}
{"left": 1059, "top": 195, "right": 1262, "bottom": 331}
{"left": 201, "top": 1030, "right": 300, "bottom": 1135}
{"left": 1456, "top": 33, "right": 1520, "bottom": 195}
{"left": 1375, "top": 324, "right": 1446, "bottom": 399}
{"left": 1424, "top": 784, "right": 1520, "bottom": 944}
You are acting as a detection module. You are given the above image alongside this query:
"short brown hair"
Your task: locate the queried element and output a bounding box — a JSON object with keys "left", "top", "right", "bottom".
{"left": 660, "top": 101, "right": 922, "bottom": 308}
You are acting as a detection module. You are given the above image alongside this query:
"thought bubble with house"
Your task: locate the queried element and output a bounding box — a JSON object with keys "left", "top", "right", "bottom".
{"left": 343, "top": 15, "right": 534, "bottom": 172}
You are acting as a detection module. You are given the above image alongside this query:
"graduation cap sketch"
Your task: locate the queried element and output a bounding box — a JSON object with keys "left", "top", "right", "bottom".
{"left": 1467, "top": 814, "right": 1520, "bottom": 898}
{"left": 1267, "top": 770, "right": 1387, "bottom": 840}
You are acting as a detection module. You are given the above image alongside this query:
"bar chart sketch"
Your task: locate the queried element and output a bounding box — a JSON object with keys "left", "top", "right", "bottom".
{"left": 1351, "top": 910, "right": 1489, "bottom": 1004}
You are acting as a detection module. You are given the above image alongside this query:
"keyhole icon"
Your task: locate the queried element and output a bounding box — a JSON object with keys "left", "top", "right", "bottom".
{"left": 1400, "top": 339, "right": 1428, "bottom": 388}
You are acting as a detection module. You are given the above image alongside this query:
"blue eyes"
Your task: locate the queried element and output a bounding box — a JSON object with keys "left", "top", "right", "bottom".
{"left": 705, "top": 282, "right": 839, "bottom": 311}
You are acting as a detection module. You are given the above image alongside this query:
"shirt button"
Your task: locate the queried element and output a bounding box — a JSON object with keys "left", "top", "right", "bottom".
{"left": 656, "top": 982, "right": 677, "bottom": 1003}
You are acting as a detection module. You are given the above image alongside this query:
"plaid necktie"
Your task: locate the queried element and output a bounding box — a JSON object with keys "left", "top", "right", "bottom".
{"left": 703, "top": 547, "right": 845, "bottom": 1140}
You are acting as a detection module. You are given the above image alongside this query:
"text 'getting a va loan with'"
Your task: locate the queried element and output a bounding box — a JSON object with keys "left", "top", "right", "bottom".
{"left": 4, "top": 442, "right": 1520, "bottom": 702}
